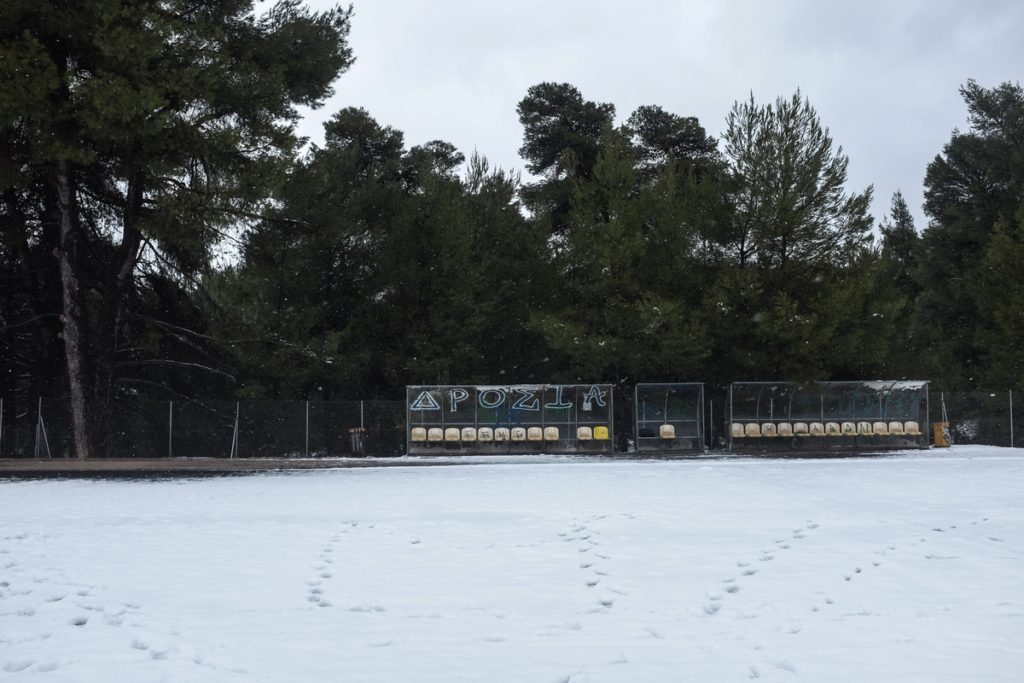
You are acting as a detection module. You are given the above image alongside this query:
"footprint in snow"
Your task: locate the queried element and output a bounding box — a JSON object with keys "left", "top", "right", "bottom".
{"left": 3, "top": 660, "right": 34, "bottom": 674}
{"left": 349, "top": 605, "right": 386, "bottom": 613}
{"left": 69, "top": 616, "right": 88, "bottom": 627}
{"left": 742, "top": 568, "right": 758, "bottom": 576}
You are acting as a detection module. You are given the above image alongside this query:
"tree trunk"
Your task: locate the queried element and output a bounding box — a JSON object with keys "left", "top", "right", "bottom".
{"left": 55, "top": 160, "right": 94, "bottom": 459}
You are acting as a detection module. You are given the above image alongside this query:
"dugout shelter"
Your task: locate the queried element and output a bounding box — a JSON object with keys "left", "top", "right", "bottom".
{"left": 728, "top": 381, "right": 929, "bottom": 452}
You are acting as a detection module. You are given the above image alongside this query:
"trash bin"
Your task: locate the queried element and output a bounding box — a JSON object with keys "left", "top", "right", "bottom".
{"left": 349, "top": 427, "right": 366, "bottom": 455}
{"left": 931, "top": 422, "right": 950, "bottom": 448}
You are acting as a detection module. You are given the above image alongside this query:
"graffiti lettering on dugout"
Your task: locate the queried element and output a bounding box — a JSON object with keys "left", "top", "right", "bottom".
{"left": 409, "top": 385, "right": 608, "bottom": 412}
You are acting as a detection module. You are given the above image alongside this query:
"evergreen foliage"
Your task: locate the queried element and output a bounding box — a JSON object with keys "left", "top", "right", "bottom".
{"left": 0, "top": 0, "right": 353, "bottom": 455}
{"left": 915, "top": 80, "right": 1024, "bottom": 388}
{"left": 1, "top": 1, "right": 1020, "bottom": 458}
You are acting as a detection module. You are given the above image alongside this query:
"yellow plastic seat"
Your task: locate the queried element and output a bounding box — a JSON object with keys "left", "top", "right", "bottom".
{"left": 777, "top": 422, "right": 793, "bottom": 437}
{"left": 527, "top": 427, "right": 543, "bottom": 441}
{"left": 444, "top": 428, "right": 461, "bottom": 442}
{"left": 411, "top": 427, "right": 427, "bottom": 442}
{"left": 888, "top": 421, "right": 905, "bottom": 435}
{"left": 761, "top": 423, "right": 778, "bottom": 437}
{"left": 825, "top": 422, "right": 842, "bottom": 436}
{"left": 745, "top": 423, "right": 761, "bottom": 437}
{"left": 904, "top": 421, "right": 922, "bottom": 436}
{"left": 841, "top": 422, "right": 857, "bottom": 435}
{"left": 872, "top": 421, "right": 889, "bottom": 435}
{"left": 510, "top": 427, "right": 527, "bottom": 441}
{"left": 793, "top": 422, "right": 809, "bottom": 436}
{"left": 594, "top": 426, "right": 610, "bottom": 440}
{"left": 544, "top": 426, "right": 560, "bottom": 441}
{"left": 809, "top": 422, "right": 825, "bottom": 435}
{"left": 461, "top": 427, "right": 477, "bottom": 442}
{"left": 494, "top": 427, "right": 510, "bottom": 442}
{"left": 731, "top": 423, "right": 746, "bottom": 438}
{"left": 478, "top": 427, "right": 494, "bottom": 442}
{"left": 577, "top": 426, "right": 593, "bottom": 441}
{"left": 427, "top": 428, "right": 443, "bottom": 442}
{"left": 857, "top": 421, "right": 872, "bottom": 435}
{"left": 659, "top": 424, "right": 676, "bottom": 439}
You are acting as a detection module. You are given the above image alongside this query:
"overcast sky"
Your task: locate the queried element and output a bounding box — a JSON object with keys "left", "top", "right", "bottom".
{"left": 297, "top": 0, "right": 1023, "bottom": 231}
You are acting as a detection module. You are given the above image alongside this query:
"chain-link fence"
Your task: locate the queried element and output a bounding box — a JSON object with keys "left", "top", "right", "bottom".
{"left": 0, "top": 397, "right": 406, "bottom": 458}
{"left": 2, "top": 390, "right": 1020, "bottom": 458}
{"left": 931, "top": 390, "right": 1020, "bottom": 447}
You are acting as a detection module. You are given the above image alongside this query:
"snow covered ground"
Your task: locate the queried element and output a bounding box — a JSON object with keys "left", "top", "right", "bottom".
{"left": 1, "top": 446, "right": 1022, "bottom": 682}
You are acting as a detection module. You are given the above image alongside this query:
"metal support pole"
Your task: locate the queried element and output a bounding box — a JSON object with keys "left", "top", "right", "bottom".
{"left": 709, "top": 399, "right": 714, "bottom": 451}
{"left": 168, "top": 401, "right": 173, "bottom": 458}
{"left": 305, "top": 400, "right": 310, "bottom": 457}
{"left": 230, "top": 402, "right": 239, "bottom": 459}
{"left": 360, "top": 400, "right": 365, "bottom": 430}
{"left": 1007, "top": 389, "right": 1015, "bottom": 448}
{"left": 34, "top": 397, "right": 41, "bottom": 459}
{"left": 36, "top": 397, "right": 52, "bottom": 459}
{"left": 0, "top": 397, "right": 4, "bottom": 457}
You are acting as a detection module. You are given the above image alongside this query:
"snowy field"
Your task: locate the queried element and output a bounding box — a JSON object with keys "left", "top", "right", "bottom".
{"left": 1, "top": 447, "right": 1022, "bottom": 682}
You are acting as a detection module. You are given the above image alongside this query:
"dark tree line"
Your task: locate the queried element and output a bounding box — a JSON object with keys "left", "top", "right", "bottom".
{"left": 2, "top": 1, "right": 1022, "bottom": 456}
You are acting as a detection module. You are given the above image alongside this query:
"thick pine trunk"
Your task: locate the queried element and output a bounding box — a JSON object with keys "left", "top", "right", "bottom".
{"left": 55, "top": 160, "right": 94, "bottom": 459}
{"left": 55, "top": 162, "right": 144, "bottom": 459}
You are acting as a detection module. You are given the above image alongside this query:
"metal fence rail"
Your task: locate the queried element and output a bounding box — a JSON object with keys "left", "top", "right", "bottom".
{"left": 0, "top": 398, "right": 405, "bottom": 459}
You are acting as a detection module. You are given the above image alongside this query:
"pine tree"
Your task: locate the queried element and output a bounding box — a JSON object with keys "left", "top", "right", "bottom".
{"left": 914, "top": 80, "right": 1024, "bottom": 388}
{"left": 0, "top": 0, "right": 354, "bottom": 456}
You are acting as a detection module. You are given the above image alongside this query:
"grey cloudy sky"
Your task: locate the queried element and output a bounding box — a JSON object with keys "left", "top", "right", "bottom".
{"left": 298, "top": 0, "right": 1023, "bottom": 230}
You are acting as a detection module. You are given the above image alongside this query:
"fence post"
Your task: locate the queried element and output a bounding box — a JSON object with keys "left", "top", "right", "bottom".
{"left": 360, "top": 400, "right": 365, "bottom": 430}
{"left": 0, "top": 397, "right": 4, "bottom": 457}
{"left": 1010, "top": 389, "right": 1015, "bottom": 448}
{"left": 305, "top": 400, "right": 309, "bottom": 457}
{"left": 34, "top": 397, "right": 41, "bottom": 459}
{"left": 35, "top": 397, "right": 52, "bottom": 459}
{"left": 230, "top": 401, "right": 239, "bottom": 459}
{"left": 168, "top": 401, "right": 173, "bottom": 458}
{"left": 708, "top": 399, "right": 714, "bottom": 450}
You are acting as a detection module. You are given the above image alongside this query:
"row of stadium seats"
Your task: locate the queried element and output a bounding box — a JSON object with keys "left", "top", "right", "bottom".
{"left": 731, "top": 421, "right": 923, "bottom": 438}
{"left": 411, "top": 426, "right": 611, "bottom": 443}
